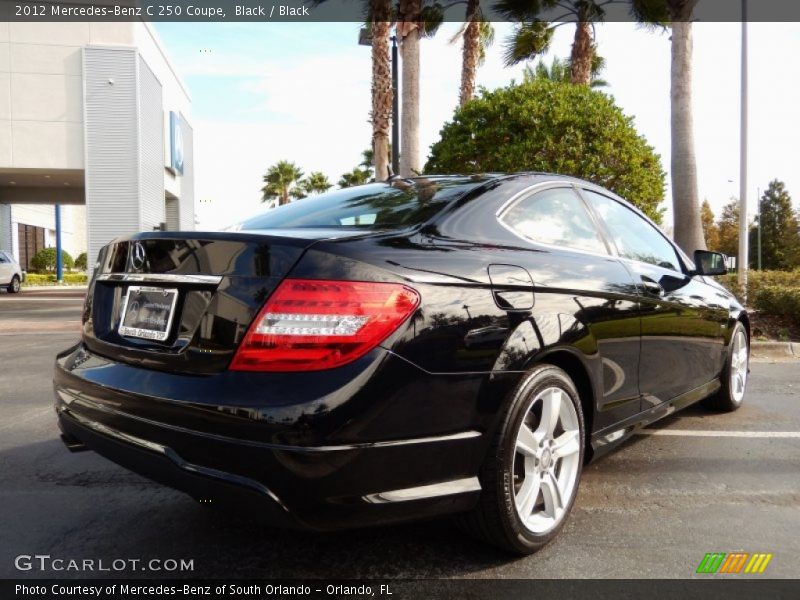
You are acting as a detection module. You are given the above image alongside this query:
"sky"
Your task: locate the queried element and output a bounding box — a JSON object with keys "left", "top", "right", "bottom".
{"left": 153, "top": 21, "right": 800, "bottom": 232}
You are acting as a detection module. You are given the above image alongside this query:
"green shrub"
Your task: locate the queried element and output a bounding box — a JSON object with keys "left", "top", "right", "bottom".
{"left": 425, "top": 79, "right": 666, "bottom": 223}
{"left": 753, "top": 285, "right": 800, "bottom": 319}
{"left": 23, "top": 273, "right": 87, "bottom": 286}
{"left": 716, "top": 270, "right": 800, "bottom": 304}
{"left": 75, "top": 252, "right": 88, "bottom": 271}
{"left": 30, "top": 247, "right": 74, "bottom": 273}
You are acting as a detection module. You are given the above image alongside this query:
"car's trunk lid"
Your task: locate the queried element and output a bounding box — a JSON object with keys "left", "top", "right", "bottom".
{"left": 82, "top": 231, "right": 352, "bottom": 374}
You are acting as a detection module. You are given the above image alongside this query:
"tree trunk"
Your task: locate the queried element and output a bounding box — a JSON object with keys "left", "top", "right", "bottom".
{"left": 670, "top": 18, "right": 706, "bottom": 253}
{"left": 372, "top": 17, "right": 392, "bottom": 181}
{"left": 459, "top": 0, "right": 480, "bottom": 107}
{"left": 569, "top": 20, "right": 593, "bottom": 85}
{"left": 398, "top": 1, "right": 421, "bottom": 177}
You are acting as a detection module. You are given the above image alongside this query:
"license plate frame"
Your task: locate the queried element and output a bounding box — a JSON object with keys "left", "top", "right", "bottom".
{"left": 118, "top": 285, "right": 179, "bottom": 342}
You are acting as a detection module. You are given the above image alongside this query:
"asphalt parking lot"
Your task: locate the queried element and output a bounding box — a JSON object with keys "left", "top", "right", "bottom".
{"left": 1, "top": 288, "right": 798, "bottom": 579}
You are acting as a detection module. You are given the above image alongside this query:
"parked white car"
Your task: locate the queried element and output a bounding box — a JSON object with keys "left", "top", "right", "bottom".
{"left": 0, "top": 251, "right": 24, "bottom": 293}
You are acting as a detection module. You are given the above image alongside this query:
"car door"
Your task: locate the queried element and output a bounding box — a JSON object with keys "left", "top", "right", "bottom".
{"left": 581, "top": 189, "right": 728, "bottom": 408}
{"left": 0, "top": 252, "right": 12, "bottom": 284}
{"left": 497, "top": 184, "right": 643, "bottom": 429}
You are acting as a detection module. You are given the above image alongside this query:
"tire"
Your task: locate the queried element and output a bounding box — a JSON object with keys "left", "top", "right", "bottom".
{"left": 458, "top": 364, "right": 585, "bottom": 554}
{"left": 703, "top": 321, "right": 749, "bottom": 412}
{"left": 7, "top": 275, "right": 20, "bottom": 294}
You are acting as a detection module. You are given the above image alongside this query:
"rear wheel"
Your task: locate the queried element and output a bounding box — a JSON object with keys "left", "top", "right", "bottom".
{"left": 7, "top": 275, "right": 20, "bottom": 293}
{"left": 703, "top": 322, "right": 749, "bottom": 412}
{"left": 459, "top": 364, "right": 584, "bottom": 554}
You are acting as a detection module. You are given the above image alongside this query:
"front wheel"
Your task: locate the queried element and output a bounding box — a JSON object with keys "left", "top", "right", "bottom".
{"left": 459, "top": 364, "right": 585, "bottom": 554}
{"left": 703, "top": 322, "right": 749, "bottom": 412}
{"left": 7, "top": 275, "right": 20, "bottom": 293}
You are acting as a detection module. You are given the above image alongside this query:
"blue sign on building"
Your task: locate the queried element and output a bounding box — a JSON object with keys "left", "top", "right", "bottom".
{"left": 169, "top": 111, "right": 184, "bottom": 175}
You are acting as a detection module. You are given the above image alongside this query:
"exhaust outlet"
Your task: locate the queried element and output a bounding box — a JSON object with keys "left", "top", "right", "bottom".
{"left": 60, "top": 433, "right": 89, "bottom": 453}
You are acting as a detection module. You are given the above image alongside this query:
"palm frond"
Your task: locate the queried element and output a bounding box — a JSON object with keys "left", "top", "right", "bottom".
{"left": 502, "top": 21, "right": 553, "bottom": 67}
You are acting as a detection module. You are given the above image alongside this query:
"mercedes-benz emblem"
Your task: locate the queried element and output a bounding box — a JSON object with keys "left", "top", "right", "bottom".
{"left": 130, "top": 242, "right": 147, "bottom": 271}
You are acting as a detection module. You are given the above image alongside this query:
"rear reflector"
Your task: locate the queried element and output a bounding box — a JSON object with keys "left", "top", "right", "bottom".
{"left": 229, "top": 279, "right": 420, "bottom": 371}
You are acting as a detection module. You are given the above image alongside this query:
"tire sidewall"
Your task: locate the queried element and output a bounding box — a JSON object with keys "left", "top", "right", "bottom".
{"left": 10, "top": 275, "right": 20, "bottom": 293}
{"left": 493, "top": 365, "right": 585, "bottom": 553}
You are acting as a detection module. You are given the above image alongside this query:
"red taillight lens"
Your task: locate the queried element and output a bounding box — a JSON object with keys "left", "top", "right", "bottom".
{"left": 229, "top": 279, "right": 420, "bottom": 372}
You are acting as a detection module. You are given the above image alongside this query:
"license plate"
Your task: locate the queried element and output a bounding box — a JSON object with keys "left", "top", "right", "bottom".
{"left": 118, "top": 286, "right": 179, "bottom": 342}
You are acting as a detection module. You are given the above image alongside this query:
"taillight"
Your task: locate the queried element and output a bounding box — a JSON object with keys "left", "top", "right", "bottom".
{"left": 229, "top": 279, "right": 420, "bottom": 372}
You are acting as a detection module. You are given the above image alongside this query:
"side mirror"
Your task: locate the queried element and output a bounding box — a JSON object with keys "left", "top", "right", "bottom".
{"left": 693, "top": 250, "right": 727, "bottom": 276}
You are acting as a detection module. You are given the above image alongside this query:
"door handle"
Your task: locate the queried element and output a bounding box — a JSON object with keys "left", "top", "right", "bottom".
{"left": 641, "top": 276, "right": 664, "bottom": 295}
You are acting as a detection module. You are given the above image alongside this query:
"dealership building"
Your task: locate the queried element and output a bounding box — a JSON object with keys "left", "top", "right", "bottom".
{"left": 0, "top": 20, "right": 194, "bottom": 271}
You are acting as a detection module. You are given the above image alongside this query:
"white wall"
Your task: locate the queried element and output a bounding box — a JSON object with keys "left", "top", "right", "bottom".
{"left": 9, "top": 203, "right": 86, "bottom": 259}
{"left": 0, "top": 22, "right": 135, "bottom": 171}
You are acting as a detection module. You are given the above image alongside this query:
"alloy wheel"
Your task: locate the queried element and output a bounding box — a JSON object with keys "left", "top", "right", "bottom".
{"left": 730, "top": 328, "right": 748, "bottom": 403}
{"left": 512, "top": 386, "right": 581, "bottom": 534}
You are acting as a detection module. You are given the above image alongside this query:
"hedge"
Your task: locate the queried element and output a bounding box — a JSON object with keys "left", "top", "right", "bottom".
{"left": 753, "top": 285, "right": 800, "bottom": 318}
{"left": 716, "top": 270, "right": 800, "bottom": 305}
{"left": 22, "top": 273, "right": 87, "bottom": 286}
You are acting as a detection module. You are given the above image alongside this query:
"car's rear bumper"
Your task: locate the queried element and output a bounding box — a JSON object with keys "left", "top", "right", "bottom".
{"left": 54, "top": 343, "right": 519, "bottom": 530}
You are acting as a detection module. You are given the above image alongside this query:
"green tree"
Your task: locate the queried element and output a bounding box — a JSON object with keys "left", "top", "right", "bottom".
{"left": 523, "top": 55, "right": 607, "bottom": 88}
{"left": 494, "top": 0, "right": 607, "bottom": 85}
{"left": 716, "top": 198, "right": 740, "bottom": 258}
{"left": 338, "top": 167, "right": 372, "bottom": 188}
{"left": 299, "top": 171, "right": 333, "bottom": 196}
{"left": 749, "top": 180, "right": 800, "bottom": 270}
{"left": 261, "top": 160, "right": 304, "bottom": 206}
{"left": 31, "top": 247, "right": 74, "bottom": 273}
{"left": 424, "top": 79, "right": 665, "bottom": 222}
{"left": 75, "top": 252, "right": 88, "bottom": 271}
{"left": 700, "top": 199, "right": 720, "bottom": 251}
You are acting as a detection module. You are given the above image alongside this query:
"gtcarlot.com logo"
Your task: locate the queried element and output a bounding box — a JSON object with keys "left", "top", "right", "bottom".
{"left": 696, "top": 552, "right": 773, "bottom": 574}
{"left": 14, "top": 554, "right": 194, "bottom": 572}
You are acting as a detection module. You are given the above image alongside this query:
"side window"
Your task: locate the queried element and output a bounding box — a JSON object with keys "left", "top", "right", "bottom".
{"left": 0, "top": 253, "right": 8, "bottom": 263}
{"left": 500, "top": 187, "right": 608, "bottom": 254}
{"left": 583, "top": 190, "right": 682, "bottom": 272}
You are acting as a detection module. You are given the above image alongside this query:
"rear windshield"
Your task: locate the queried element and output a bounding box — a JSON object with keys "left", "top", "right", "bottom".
{"left": 240, "top": 180, "right": 480, "bottom": 231}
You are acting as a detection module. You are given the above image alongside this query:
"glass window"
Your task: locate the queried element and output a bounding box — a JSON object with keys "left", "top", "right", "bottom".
{"left": 0, "top": 253, "right": 8, "bottom": 263}
{"left": 584, "top": 190, "right": 682, "bottom": 272}
{"left": 238, "top": 179, "right": 482, "bottom": 231}
{"left": 500, "top": 187, "right": 607, "bottom": 254}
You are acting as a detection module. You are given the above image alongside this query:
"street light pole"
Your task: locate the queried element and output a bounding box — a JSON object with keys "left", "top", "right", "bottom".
{"left": 737, "top": 0, "right": 749, "bottom": 299}
{"left": 757, "top": 186, "right": 761, "bottom": 270}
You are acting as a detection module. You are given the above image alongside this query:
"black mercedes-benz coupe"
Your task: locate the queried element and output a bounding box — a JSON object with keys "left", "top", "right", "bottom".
{"left": 54, "top": 173, "right": 749, "bottom": 554}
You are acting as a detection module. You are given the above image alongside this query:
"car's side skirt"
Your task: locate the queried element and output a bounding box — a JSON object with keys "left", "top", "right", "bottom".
{"left": 589, "top": 378, "right": 722, "bottom": 460}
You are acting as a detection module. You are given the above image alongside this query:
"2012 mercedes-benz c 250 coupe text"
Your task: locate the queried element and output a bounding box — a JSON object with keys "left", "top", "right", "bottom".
{"left": 54, "top": 173, "right": 749, "bottom": 554}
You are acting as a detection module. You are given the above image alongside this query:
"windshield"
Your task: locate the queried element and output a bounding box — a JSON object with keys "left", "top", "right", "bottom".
{"left": 239, "top": 179, "right": 482, "bottom": 231}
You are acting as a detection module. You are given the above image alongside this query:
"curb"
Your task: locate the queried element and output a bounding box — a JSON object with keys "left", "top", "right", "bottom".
{"left": 750, "top": 341, "right": 798, "bottom": 360}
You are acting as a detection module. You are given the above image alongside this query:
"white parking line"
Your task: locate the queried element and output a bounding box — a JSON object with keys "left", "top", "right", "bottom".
{"left": 637, "top": 429, "right": 800, "bottom": 438}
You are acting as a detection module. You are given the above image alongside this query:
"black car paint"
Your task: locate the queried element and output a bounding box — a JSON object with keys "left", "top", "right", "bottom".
{"left": 54, "top": 173, "right": 747, "bottom": 531}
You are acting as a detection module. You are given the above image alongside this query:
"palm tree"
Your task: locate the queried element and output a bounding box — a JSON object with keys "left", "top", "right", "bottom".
{"left": 338, "top": 167, "right": 372, "bottom": 188}
{"left": 494, "top": 0, "right": 606, "bottom": 86}
{"left": 523, "top": 55, "right": 608, "bottom": 88}
{"left": 300, "top": 172, "right": 333, "bottom": 196}
{"left": 396, "top": 0, "right": 443, "bottom": 177}
{"left": 370, "top": 3, "right": 393, "bottom": 181}
{"left": 261, "top": 160, "right": 304, "bottom": 206}
{"left": 451, "top": 1, "right": 495, "bottom": 107}
{"left": 633, "top": 0, "right": 705, "bottom": 253}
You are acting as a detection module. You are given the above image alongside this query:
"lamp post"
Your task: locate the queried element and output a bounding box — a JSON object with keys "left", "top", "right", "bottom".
{"left": 737, "top": 0, "right": 749, "bottom": 298}
{"left": 359, "top": 27, "right": 400, "bottom": 177}
{"left": 757, "top": 186, "right": 761, "bottom": 270}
